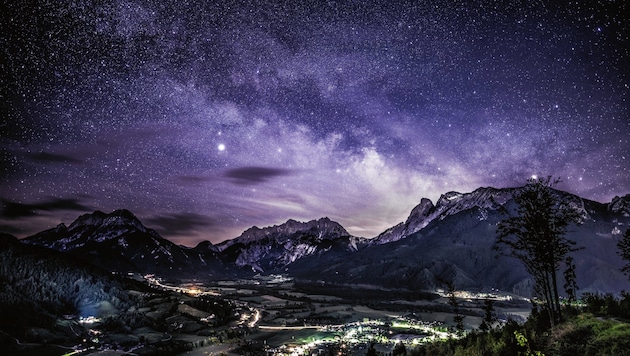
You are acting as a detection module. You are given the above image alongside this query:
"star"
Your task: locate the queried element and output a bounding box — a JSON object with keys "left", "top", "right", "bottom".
{"left": 0, "top": 0, "right": 627, "bottom": 245}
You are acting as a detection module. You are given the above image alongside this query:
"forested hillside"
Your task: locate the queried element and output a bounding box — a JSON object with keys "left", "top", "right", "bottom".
{"left": 0, "top": 233, "right": 133, "bottom": 342}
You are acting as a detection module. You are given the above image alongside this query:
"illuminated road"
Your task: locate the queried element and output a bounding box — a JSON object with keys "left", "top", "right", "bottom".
{"left": 258, "top": 325, "right": 323, "bottom": 330}
{"left": 143, "top": 275, "right": 218, "bottom": 296}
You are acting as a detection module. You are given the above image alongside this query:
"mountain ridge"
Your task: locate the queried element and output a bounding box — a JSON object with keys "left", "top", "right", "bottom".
{"left": 14, "top": 186, "right": 630, "bottom": 295}
{"left": 216, "top": 216, "right": 353, "bottom": 250}
{"left": 21, "top": 209, "right": 229, "bottom": 278}
{"left": 374, "top": 186, "right": 521, "bottom": 244}
{"left": 287, "top": 187, "right": 630, "bottom": 295}
{"left": 215, "top": 216, "right": 365, "bottom": 272}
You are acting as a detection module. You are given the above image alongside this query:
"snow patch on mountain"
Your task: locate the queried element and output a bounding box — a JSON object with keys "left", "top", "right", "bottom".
{"left": 609, "top": 194, "right": 630, "bottom": 217}
{"left": 216, "top": 217, "right": 363, "bottom": 272}
{"left": 216, "top": 217, "right": 351, "bottom": 251}
{"left": 21, "top": 209, "right": 204, "bottom": 275}
{"left": 372, "top": 186, "right": 596, "bottom": 245}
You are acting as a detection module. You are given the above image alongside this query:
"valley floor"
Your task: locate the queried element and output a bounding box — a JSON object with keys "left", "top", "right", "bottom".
{"left": 169, "top": 275, "right": 532, "bottom": 355}
{"left": 1, "top": 274, "right": 533, "bottom": 356}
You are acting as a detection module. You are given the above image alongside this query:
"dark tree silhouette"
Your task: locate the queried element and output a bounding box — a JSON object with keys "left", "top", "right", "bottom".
{"left": 496, "top": 176, "right": 582, "bottom": 326}
{"left": 366, "top": 342, "right": 377, "bottom": 356}
{"left": 479, "top": 299, "right": 496, "bottom": 332}
{"left": 618, "top": 227, "right": 630, "bottom": 279}
{"left": 563, "top": 256, "right": 578, "bottom": 303}
{"left": 392, "top": 342, "right": 407, "bottom": 355}
{"left": 446, "top": 281, "right": 465, "bottom": 337}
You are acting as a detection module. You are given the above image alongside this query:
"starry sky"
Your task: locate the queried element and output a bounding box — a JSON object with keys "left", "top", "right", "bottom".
{"left": 1, "top": 0, "right": 628, "bottom": 245}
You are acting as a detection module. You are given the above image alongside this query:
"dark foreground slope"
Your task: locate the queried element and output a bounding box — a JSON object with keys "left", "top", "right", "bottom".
{"left": 0, "top": 233, "right": 239, "bottom": 355}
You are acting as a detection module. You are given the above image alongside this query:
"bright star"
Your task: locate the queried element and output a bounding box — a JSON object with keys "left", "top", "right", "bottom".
{"left": 218, "top": 144, "right": 226, "bottom": 151}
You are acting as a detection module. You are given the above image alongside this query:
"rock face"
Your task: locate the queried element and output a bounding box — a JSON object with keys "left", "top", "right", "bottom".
{"left": 609, "top": 194, "right": 630, "bottom": 217}
{"left": 25, "top": 209, "right": 150, "bottom": 251}
{"left": 22, "top": 209, "right": 226, "bottom": 278}
{"left": 373, "top": 187, "right": 519, "bottom": 245}
{"left": 215, "top": 217, "right": 366, "bottom": 272}
{"left": 288, "top": 188, "right": 630, "bottom": 296}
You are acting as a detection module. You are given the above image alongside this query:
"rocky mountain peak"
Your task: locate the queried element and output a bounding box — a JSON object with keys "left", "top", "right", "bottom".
{"left": 54, "top": 223, "right": 68, "bottom": 233}
{"left": 436, "top": 191, "right": 464, "bottom": 207}
{"left": 609, "top": 194, "right": 630, "bottom": 217}
{"left": 68, "top": 209, "right": 146, "bottom": 232}
{"left": 229, "top": 217, "right": 349, "bottom": 244}
{"left": 437, "top": 187, "right": 518, "bottom": 210}
{"left": 67, "top": 210, "right": 106, "bottom": 229}
{"left": 23, "top": 209, "right": 156, "bottom": 254}
{"left": 407, "top": 198, "right": 434, "bottom": 221}
{"left": 374, "top": 187, "right": 519, "bottom": 245}
{"left": 214, "top": 217, "right": 357, "bottom": 272}
{"left": 192, "top": 240, "right": 218, "bottom": 253}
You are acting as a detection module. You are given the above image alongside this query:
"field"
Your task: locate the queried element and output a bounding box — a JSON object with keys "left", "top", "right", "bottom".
{"left": 173, "top": 275, "right": 532, "bottom": 355}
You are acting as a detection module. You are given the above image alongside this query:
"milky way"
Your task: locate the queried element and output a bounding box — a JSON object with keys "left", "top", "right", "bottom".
{"left": 1, "top": 0, "right": 628, "bottom": 244}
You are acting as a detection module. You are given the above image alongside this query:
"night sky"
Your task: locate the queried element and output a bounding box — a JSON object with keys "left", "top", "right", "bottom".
{"left": 1, "top": 0, "right": 628, "bottom": 245}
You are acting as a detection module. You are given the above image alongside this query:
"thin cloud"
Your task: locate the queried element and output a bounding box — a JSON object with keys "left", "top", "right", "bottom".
{"left": 146, "top": 213, "right": 216, "bottom": 237}
{"left": 1, "top": 197, "right": 92, "bottom": 219}
{"left": 224, "top": 166, "right": 294, "bottom": 185}
{"left": 27, "top": 151, "right": 83, "bottom": 164}
{"left": 0, "top": 223, "right": 22, "bottom": 235}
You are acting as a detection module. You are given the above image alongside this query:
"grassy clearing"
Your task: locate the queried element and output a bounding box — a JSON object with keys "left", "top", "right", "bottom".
{"left": 177, "top": 304, "right": 212, "bottom": 319}
{"left": 547, "top": 314, "right": 630, "bottom": 355}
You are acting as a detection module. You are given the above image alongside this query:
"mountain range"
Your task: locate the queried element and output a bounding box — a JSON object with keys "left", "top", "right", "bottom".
{"left": 15, "top": 186, "right": 630, "bottom": 296}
